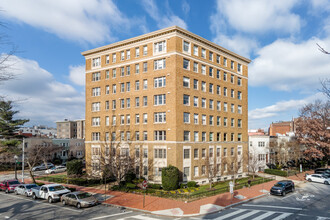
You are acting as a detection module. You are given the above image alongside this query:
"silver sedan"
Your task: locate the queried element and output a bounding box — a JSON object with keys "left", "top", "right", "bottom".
{"left": 14, "top": 184, "right": 39, "bottom": 197}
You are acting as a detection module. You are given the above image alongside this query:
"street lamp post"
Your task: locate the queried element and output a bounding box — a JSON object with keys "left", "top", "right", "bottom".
{"left": 14, "top": 155, "right": 18, "bottom": 180}
{"left": 22, "top": 138, "right": 25, "bottom": 183}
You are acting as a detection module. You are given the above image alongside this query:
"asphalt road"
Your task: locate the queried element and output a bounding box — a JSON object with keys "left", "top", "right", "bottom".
{"left": 199, "top": 182, "right": 330, "bottom": 220}
{"left": 0, "top": 192, "right": 172, "bottom": 220}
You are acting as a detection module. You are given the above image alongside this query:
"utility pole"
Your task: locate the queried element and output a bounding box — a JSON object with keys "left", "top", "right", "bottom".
{"left": 22, "top": 138, "right": 25, "bottom": 183}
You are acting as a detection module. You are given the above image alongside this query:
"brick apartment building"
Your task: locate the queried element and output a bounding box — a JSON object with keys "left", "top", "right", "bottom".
{"left": 82, "top": 26, "right": 250, "bottom": 184}
{"left": 269, "top": 119, "right": 296, "bottom": 136}
{"left": 56, "top": 119, "right": 85, "bottom": 139}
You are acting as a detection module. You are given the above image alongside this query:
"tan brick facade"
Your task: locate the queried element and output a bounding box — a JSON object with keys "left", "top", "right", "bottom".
{"left": 82, "top": 26, "right": 250, "bottom": 184}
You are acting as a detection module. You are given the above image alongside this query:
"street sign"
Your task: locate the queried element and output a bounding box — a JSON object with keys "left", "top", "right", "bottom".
{"left": 229, "top": 181, "right": 234, "bottom": 194}
{"left": 142, "top": 180, "right": 148, "bottom": 189}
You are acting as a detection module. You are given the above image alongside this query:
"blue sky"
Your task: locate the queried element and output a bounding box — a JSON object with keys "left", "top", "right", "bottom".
{"left": 0, "top": 0, "right": 329, "bottom": 130}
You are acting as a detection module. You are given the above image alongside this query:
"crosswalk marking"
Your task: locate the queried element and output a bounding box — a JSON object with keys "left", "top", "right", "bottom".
{"left": 231, "top": 210, "right": 259, "bottom": 220}
{"left": 117, "top": 214, "right": 164, "bottom": 220}
{"left": 253, "top": 211, "right": 276, "bottom": 220}
{"left": 272, "top": 213, "right": 292, "bottom": 220}
{"left": 242, "top": 204, "right": 302, "bottom": 210}
{"left": 215, "top": 209, "right": 246, "bottom": 219}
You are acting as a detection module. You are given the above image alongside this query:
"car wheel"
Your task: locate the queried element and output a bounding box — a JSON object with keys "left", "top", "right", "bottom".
{"left": 48, "top": 197, "right": 53, "bottom": 203}
{"left": 5, "top": 189, "right": 9, "bottom": 194}
{"left": 62, "top": 200, "right": 66, "bottom": 206}
{"left": 51, "top": 171, "right": 55, "bottom": 174}
{"left": 282, "top": 191, "right": 286, "bottom": 197}
{"left": 32, "top": 193, "right": 37, "bottom": 200}
{"left": 25, "top": 192, "right": 28, "bottom": 197}
{"left": 308, "top": 178, "right": 312, "bottom": 182}
{"left": 76, "top": 203, "right": 81, "bottom": 209}
{"left": 325, "top": 181, "right": 329, "bottom": 185}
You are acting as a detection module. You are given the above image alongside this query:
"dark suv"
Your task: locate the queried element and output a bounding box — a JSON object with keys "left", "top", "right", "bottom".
{"left": 270, "top": 180, "right": 295, "bottom": 196}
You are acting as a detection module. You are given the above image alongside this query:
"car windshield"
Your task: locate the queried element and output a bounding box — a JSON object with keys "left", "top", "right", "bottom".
{"left": 9, "top": 181, "right": 20, "bottom": 185}
{"left": 274, "top": 183, "right": 285, "bottom": 187}
{"left": 48, "top": 185, "right": 65, "bottom": 191}
{"left": 77, "top": 192, "right": 93, "bottom": 199}
{"left": 26, "top": 184, "right": 38, "bottom": 189}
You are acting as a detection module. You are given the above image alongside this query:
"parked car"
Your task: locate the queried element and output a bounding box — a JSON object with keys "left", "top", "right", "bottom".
{"left": 32, "top": 163, "right": 54, "bottom": 171}
{"left": 14, "top": 184, "right": 39, "bottom": 197}
{"left": 306, "top": 174, "right": 330, "bottom": 185}
{"left": 270, "top": 180, "right": 295, "bottom": 196}
{"left": 45, "top": 165, "right": 66, "bottom": 174}
{"left": 31, "top": 184, "right": 71, "bottom": 203}
{"left": 0, "top": 180, "right": 21, "bottom": 193}
{"left": 315, "top": 168, "right": 330, "bottom": 174}
{"left": 61, "top": 191, "right": 98, "bottom": 209}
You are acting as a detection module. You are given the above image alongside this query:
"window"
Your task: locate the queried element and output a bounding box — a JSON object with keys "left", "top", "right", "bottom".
{"left": 112, "top": 100, "right": 116, "bottom": 109}
{"left": 143, "top": 45, "right": 148, "bottom": 55}
{"left": 135, "top": 114, "right": 140, "bottom": 124}
{"left": 194, "top": 131, "right": 199, "bottom": 141}
{"left": 224, "top": 102, "right": 228, "bottom": 112}
{"left": 106, "top": 85, "right": 110, "bottom": 94}
{"left": 231, "top": 118, "right": 235, "bottom": 127}
{"left": 216, "top": 55, "right": 220, "bottom": 63}
{"left": 231, "top": 133, "right": 234, "bottom": 141}
{"left": 201, "top": 65, "right": 206, "bottom": 75}
{"left": 209, "top": 83, "right": 214, "bottom": 93}
{"left": 223, "top": 57, "right": 227, "bottom": 66}
{"left": 112, "top": 116, "right": 116, "bottom": 125}
{"left": 209, "top": 132, "right": 214, "bottom": 141}
{"left": 143, "top": 79, "right": 148, "bottom": 89}
{"left": 224, "top": 117, "right": 227, "bottom": 126}
{"left": 209, "top": 51, "right": 213, "bottom": 61}
{"left": 135, "top": 47, "right": 140, "bottom": 57}
{"left": 209, "top": 99, "right": 214, "bottom": 109}
{"left": 183, "top": 94, "right": 190, "bottom": 105}
{"left": 201, "top": 165, "right": 206, "bottom": 175}
{"left": 143, "top": 62, "right": 147, "bottom": 72}
{"left": 224, "top": 148, "right": 227, "bottom": 156}
{"left": 217, "top": 101, "right": 221, "bottom": 111}
{"left": 120, "top": 131, "right": 124, "bottom": 141}
{"left": 184, "top": 131, "right": 190, "bottom": 141}
{"left": 209, "top": 147, "right": 214, "bottom": 157}
{"left": 193, "top": 96, "right": 198, "bottom": 107}
{"left": 258, "top": 142, "right": 265, "bottom": 147}
{"left": 120, "top": 51, "right": 124, "bottom": 60}
{"left": 105, "top": 101, "right": 109, "bottom": 110}
{"left": 231, "top": 75, "right": 234, "bottom": 84}
{"left": 120, "top": 83, "right": 125, "bottom": 92}
{"left": 126, "top": 50, "right": 130, "bottom": 59}
{"left": 154, "top": 76, "right": 166, "bottom": 88}
{"left": 135, "top": 97, "right": 140, "bottom": 107}
{"left": 154, "top": 131, "right": 166, "bottom": 141}
{"left": 194, "top": 149, "right": 199, "bottom": 158}
{"left": 112, "top": 53, "right": 116, "bottom": 63}
{"left": 143, "top": 166, "right": 148, "bottom": 175}
{"left": 238, "top": 133, "right": 242, "bottom": 141}
{"left": 223, "top": 72, "right": 227, "bottom": 81}
{"left": 193, "top": 79, "right": 198, "bottom": 90}
{"left": 92, "top": 117, "right": 100, "bottom": 126}
{"left": 92, "top": 132, "right": 100, "bottom": 141}
{"left": 183, "top": 167, "right": 190, "bottom": 177}
{"left": 143, "top": 131, "right": 148, "bottom": 141}
{"left": 92, "top": 57, "right": 100, "bottom": 67}
{"left": 143, "top": 113, "right": 148, "bottom": 123}
{"left": 92, "top": 102, "right": 100, "bottom": 111}
{"left": 231, "top": 61, "right": 234, "bottom": 69}
{"left": 217, "top": 116, "right": 221, "bottom": 126}
{"left": 143, "top": 96, "right": 147, "bottom": 106}
{"left": 231, "top": 104, "right": 235, "bottom": 113}
{"left": 193, "top": 62, "right": 198, "bottom": 72}
{"left": 126, "top": 98, "right": 131, "bottom": 108}
{"left": 126, "top": 66, "right": 131, "bottom": 76}
{"left": 105, "top": 116, "right": 109, "bottom": 126}
{"left": 202, "top": 148, "right": 206, "bottom": 158}
{"left": 120, "top": 67, "right": 125, "bottom": 76}
{"left": 224, "top": 87, "right": 227, "bottom": 96}
{"left": 106, "top": 70, "right": 109, "bottom": 79}
{"left": 154, "top": 112, "right": 166, "bottom": 123}
{"left": 202, "top": 132, "right": 206, "bottom": 142}
{"left": 135, "top": 132, "right": 140, "bottom": 141}
{"left": 209, "top": 115, "right": 214, "bottom": 125}
{"left": 193, "top": 45, "right": 198, "bottom": 56}
{"left": 194, "top": 114, "right": 198, "bottom": 124}
{"left": 202, "top": 114, "right": 206, "bottom": 125}
{"left": 112, "top": 69, "right": 116, "bottom": 78}
{"left": 120, "top": 115, "right": 125, "bottom": 125}
{"left": 154, "top": 59, "right": 166, "bottom": 70}
{"left": 216, "top": 132, "right": 221, "bottom": 141}
{"left": 111, "top": 132, "right": 116, "bottom": 141}
{"left": 217, "top": 85, "right": 220, "bottom": 95}
{"left": 201, "top": 81, "right": 206, "bottom": 91}
{"left": 238, "top": 91, "right": 242, "bottom": 100}
{"left": 183, "top": 59, "right": 190, "bottom": 70}
{"left": 231, "top": 89, "right": 235, "bottom": 98}
{"left": 217, "top": 69, "right": 220, "bottom": 79}
{"left": 183, "top": 41, "right": 190, "bottom": 52}
{"left": 183, "top": 77, "right": 190, "bottom": 88}
{"left": 201, "top": 48, "right": 206, "bottom": 58}
{"left": 135, "top": 80, "right": 140, "bottom": 90}
{"left": 126, "top": 115, "right": 131, "bottom": 124}
{"left": 183, "top": 112, "right": 190, "bottom": 123}
{"left": 92, "top": 87, "right": 101, "bottom": 96}
{"left": 183, "top": 149, "right": 190, "bottom": 159}
{"left": 106, "top": 55, "right": 109, "bottom": 64}
{"left": 154, "top": 41, "right": 166, "bottom": 53}
{"left": 194, "top": 166, "right": 199, "bottom": 176}
{"left": 92, "top": 72, "right": 100, "bottom": 81}
{"left": 126, "top": 82, "right": 131, "bottom": 92}
{"left": 238, "top": 105, "right": 242, "bottom": 114}
{"left": 154, "top": 94, "right": 166, "bottom": 105}
{"left": 238, "top": 77, "right": 242, "bottom": 86}
{"left": 238, "top": 119, "right": 242, "bottom": 128}
{"left": 154, "top": 149, "right": 166, "bottom": 159}
{"left": 135, "top": 64, "right": 140, "bottom": 74}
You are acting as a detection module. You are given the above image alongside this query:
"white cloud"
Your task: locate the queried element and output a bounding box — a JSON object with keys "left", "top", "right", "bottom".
{"left": 0, "top": 55, "right": 84, "bottom": 126}
{"left": 141, "top": 0, "right": 187, "bottom": 29}
{"left": 182, "top": 0, "right": 190, "bottom": 15}
{"left": 0, "top": 0, "right": 139, "bottom": 44}
{"left": 249, "top": 37, "right": 330, "bottom": 92}
{"left": 69, "top": 65, "right": 85, "bottom": 86}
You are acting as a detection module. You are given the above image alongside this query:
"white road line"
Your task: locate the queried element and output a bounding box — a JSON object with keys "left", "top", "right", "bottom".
{"left": 272, "top": 213, "right": 292, "bottom": 220}
{"left": 126, "top": 215, "right": 160, "bottom": 220}
{"left": 231, "top": 210, "right": 259, "bottom": 220}
{"left": 253, "top": 211, "right": 276, "bottom": 220}
{"left": 242, "top": 204, "right": 303, "bottom": 210}
{"left": 215, "top": 209, "right": 246, "bottom": 219}
{"left": 90, "top": 211, "right": 133, "bottom": 220}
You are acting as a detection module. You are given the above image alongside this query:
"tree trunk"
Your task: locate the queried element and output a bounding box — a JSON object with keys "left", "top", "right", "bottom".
{"left": 27, "top": 162, "right": 36, "bottom": 184}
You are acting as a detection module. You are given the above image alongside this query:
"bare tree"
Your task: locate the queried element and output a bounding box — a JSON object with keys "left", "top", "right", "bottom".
{"left": 248, "top": 148, "right": 265, "bottom": 179}
{"left": 223, "top": 146, "right": 245, "bottom": 185}
{"left": 205, "top": 154, "right": 217, "bottom": 189}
